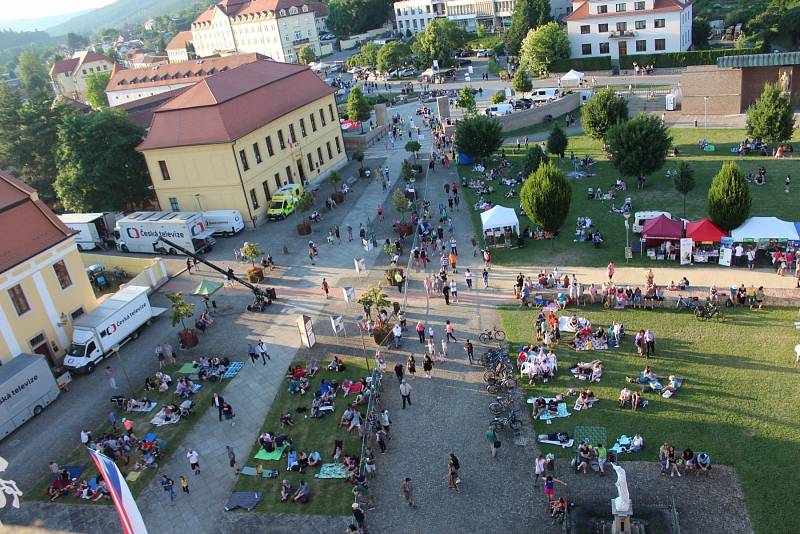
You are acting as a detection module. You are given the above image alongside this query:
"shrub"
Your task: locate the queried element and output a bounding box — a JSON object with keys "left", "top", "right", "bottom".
{"left": 708, "top": 162, "right": 751, "bottom": 231}
{"left": 550, "top": 57, "right": 612, "bottom": 72}
{"left": 618, "top": 48, "right": 759, "bottom": 69}
{"left": 491, "top": 90, "right": 507, "bottom": 104}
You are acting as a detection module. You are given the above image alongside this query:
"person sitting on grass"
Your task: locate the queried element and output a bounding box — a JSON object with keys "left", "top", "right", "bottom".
{"left": 288, "top": 365, "right": 306, "bottom": 379}
{"left": 661, "top": 375, "right": 684, "bottom": 397}
{"left": 630, "top": 391, "right": 641, "bottom": 411}
{"left": 280, "top": 412, "right": 295, "bottom": 427}
{"left": 627, "top": 366, "right": 659, "bottom": 385}
{"left": 308, "top": 451, "right": 322, "bottom": 468}
{"left": 297, "top": 451, "right": 310, "bottom": 473}
{"left": 619, "top": 386, "right": 632, "bottom": 408}
{"left": 630, "top": 433, "right": 644, "bottom": 452}
{"left": 292, "top": 480, "right": 310, "bottom": 503}
{"left": 307, "top": 359, "right": 320, "bottom": 377}
{"left": 91, "top": 480, "right": 111, "bottom": 501}
{"left": 696, "top": 452, "right": 712, "bottom": 472}
{"left": 348, "top": 411, "right": 362, "bottom": 435}
{"left": 340, "top": 407, "right": 354, "bottom": 428}
{"left": 343, "top": 456, "right": 360, "bottom": 480}
{"left": 532, "top": 396, "right": 547, "bottom": 419}
{"left": 288, "top": 378, "right": 301, "bottom": 395}
{"left": 280, "top": 479, "right": 292, "bottom": 502}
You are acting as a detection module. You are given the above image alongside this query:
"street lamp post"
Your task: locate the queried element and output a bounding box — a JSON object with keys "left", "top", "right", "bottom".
{"left": 194, "top": 193, "right": 203, "bottom": 211}
{"left": 356, "top": 315, "right": 372, "bottom": 373}
{"left": 703, "top": 96, "right": 708, "bottom": 136}
{"left": 624, "top": 212, "right": 631, "bottom": 263}
{"left": 112, "top": 345, "right": 135, "bottom": 398}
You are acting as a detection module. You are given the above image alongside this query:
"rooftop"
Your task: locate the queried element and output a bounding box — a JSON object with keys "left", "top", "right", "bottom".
{"left": 166, "top": 31, "right": 193, "bottom": 52}
{"left": 193, "top": 0, "right": 327, "bottom": 24}
{"left": 49, "top": 50, "right": 112, "bottom": 77}
{"left": 717, "top": 51, "right": 800, "bottom": 68}
{"left": 565, "top": 0, "right": 691, "bottom": 20}
{"left": 137, "top": 59, "right": 336, "bottom": 150}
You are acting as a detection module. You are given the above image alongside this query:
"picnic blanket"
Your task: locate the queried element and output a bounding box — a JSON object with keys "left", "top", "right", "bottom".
{"left": 609, "top": 434, "right": 637, "bottom": 454}
{"left": 574, "top": 426, "right": 607, "bottom": 448}
{"left": 558, "top": 316, "right": 588, "bottom": 333}
{"left": 314, "top": 463, "right": 348, "bottom": 479}
{"left": 52, "top": 465, "right": 85, "bottom": 482}
{"left": 538, "top": 439, "right": 575, "bottom": 448}
{"left": 224, "top": 491, "right": 262, "bottom": 511}
{"left": 538, "top": 402, "right": 570, "bottom": 420}
{"left": 149, "top": 410, "right": 180, "bottom": 426}
{"left": 240, "top": 466, "right": 280, "bottom": 478}
{"left": 571, "top": 336, "right": 608, "bottom": 351}
{"left": 254, "top": 444, "right": 287, "bottom": 461}
{"left": 343, "top": 382, "right": 363, "bottom": 396}
{"left": 129, "top": 402, "right": 157, "bottom": 413}
{"left": 223, "top": 361, "right": 245, "bottom": 379}
{"left": 178, "top": 363, "right": 196, "bottom": 374}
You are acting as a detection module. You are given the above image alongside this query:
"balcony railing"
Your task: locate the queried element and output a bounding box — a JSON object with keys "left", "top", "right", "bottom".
{"left": 293, "top": 37, "right": 310, "bottom": 45}
{"left": 608, "top": 30, "right": 636, "bottom": 38}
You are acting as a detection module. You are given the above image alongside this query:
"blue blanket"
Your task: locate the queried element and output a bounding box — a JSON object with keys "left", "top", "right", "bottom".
{"left": 223, "top": 362, "right": 245, "bottom": 379}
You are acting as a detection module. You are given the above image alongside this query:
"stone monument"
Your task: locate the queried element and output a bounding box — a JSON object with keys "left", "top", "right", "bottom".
{"left": 374, "top": 103, "right": 388, "bottom": 126}
{"left": 436, "top": 96, "right": 450, "bottom": 119}
{"left": 611, "top": 463, "right": 632, "bottom": 534}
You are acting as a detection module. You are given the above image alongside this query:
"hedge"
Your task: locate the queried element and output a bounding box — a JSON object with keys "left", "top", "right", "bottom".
{"left": 619, "top": 48, "right": 760, "bottom": 69}
{"left": 550, "top": 57, "right": 613, "bottom": 73}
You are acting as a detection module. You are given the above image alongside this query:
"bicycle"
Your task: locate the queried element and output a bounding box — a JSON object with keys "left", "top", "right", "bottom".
{"left": 489, "top": 395, "right": 515, "bottom": 415}
{"left": 489, "top": 411, "right": 522, "bottom": 432}
{"left": 695, "top": 303, "right": 724, "bottom": 321}
{"left": 675, "top": 296, "right": 699, "bottom": 311}
{"left": 479, "top": 326, "right": 506, "bottom": 344}
{"left": 111, "top": 266, "right": 128, "bottom": 282}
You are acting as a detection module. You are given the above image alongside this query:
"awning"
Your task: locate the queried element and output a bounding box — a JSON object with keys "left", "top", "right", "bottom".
{"left": 480, "top": 205, "right": 520, "bottom": 235}
{"left": 641, "top": 214, "right": 683, "bottom": 240}
{"left": 730, "top": 217, "right": 799, "bottom": 241}
{"left": 685, "top": 219, "right": 727, "bottom": 243}
{"left": 560, "top": 69, "right": 584, "bottom": 82}
{"left": 190, "top": 279, "right": 223, "bottom": 297}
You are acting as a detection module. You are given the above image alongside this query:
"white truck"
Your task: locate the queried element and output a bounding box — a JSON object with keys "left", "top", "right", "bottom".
{"left": 203, "top": 210, "right": 245, "bottom": 237}
{"left": 63, "top": 285, "right": 166, "bottom": 374}
{"left": 114, "top": 211, "right": 216, "bottom": 255}
{"left": 58, "top": 212, "right": 119, "bottom": 251}
{"left": 0, "top": 354, "right": 61, "bottom": 441}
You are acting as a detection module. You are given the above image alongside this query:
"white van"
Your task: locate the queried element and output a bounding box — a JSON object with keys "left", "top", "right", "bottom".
{"left": 203, "top": 210, "right": 244, "bottom": 237}
{"left": 530, "top": 88, "right": 560, "bottom": 103}
{"left": 484, "top": 103, "right": 513, "bottom": 116}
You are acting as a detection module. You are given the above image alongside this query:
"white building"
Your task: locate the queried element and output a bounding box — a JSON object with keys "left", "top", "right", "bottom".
{"left": 394, "top": 0, "right": 446, "bottom": 34}
{"left": 441, "top": 0, "right": 574, "bottom": 32}
{"left": 166, "top": 31, "right": 193, "bottom": 63}
{"left": 565, "top": 0, "right": 692, "bottom": 60}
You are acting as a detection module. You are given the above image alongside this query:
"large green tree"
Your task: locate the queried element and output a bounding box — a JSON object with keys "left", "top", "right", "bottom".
{"left": 298, "top": 44, "right": 316, "bottom": 65}
{"left": 376, "top": 41, "right": 412, "bottom": 73}
{"left": 66, "top": 32, "right": 89, "bottom": 49}
{"left": 507, "top": 0, "right": 552, "bottom": 56}
{"left": 606, "top": 113, "right": 672, "bottom": 182}
{"left": 0, "top": 83, "right": 23, "bottom": 165}
{"left": 520, "top": 161, "right": 572, "bottom": 248}
{"left": 55, "top": 109, "right": 152, "bottom": 212}
{"left": 707, "top": 162, "right": 751, "bottom": 231}
{"left": 746, "top": 82, "right": 795, "bottom": 144}
{"left": 673, "top": 161, "right": 695, "bottom": 218}
{"left": 455, "top": 85, "right": 477, "bottom": 115}
{"left": 692, "top": 18, "right": 711, "bottom": 49}
{"left": 347, "top": 42, "right": 380, "bottom": 68}
{"left": 327, "top": 0, "right": 391, "bottom": 37}
{"left": 519, "top": 23, "right": 569, "bottom": 75}
{"left": 347, "top": 86, "right": 371, "bottom": 132}
{"left": 547, "top": 124, "right": 568, "bottom": 157}
{"left": 581, "top": 87, "right": 629, "bottom": 143}
{"left": 512, "top": 68, "right": 532, "bottom": 95}
{"left": 522, "top": 144, "right": 546, "bottom": 176}
{"left": 412, "top": 18, "right": 465, "bottom": 69}
{"left": 455, "top": 115, "right": 503, "bottom": 159}
{"left": 17, "top": 51, "right": 51, "bottom": 98}
{"left": 85, "top": 72, "right": 111, "bottom": 109}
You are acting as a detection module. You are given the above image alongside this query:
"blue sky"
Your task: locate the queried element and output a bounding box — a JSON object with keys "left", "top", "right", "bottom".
{"left": 0, "top": 0, "right": 116, "bottom": 21}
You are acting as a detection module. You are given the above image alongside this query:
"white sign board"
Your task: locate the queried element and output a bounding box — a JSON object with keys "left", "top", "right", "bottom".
{"left": 465, "top": 75, "right": 470, "bottom": 83}
{"left": 468, "top": 65, "right": 473, "bottom": 74}
{"left": 354, "top": 257, "right": 367, "bottom": 273}
{"left": 432, "top": 60, "right": 439, "bottom": 71}
{"left": 505, "top": 87, "right": 512, "bottom": 99}
{"left": 296, "top": 315, "right": 315, "bottom": 348}
{"left": 719, "top": 247, "right": 732, "bottom": 266}
{"left": 343, "top": 286, "right": 356, "bottom": 302}
{"left": 362, "top": 238, "right": 373, "bottom": 252}
{"left": 680, "top": 238, "right": 693, "bottom": 265}
{"left": 330, "top": 315, "right": 345, "bottom": 334}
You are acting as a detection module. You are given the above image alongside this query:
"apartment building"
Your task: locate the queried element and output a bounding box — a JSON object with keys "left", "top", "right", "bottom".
{"left": 565, "top": 0, "right": 692, "bottom": 59}
{"left": 394, "top": 0, "right": 446, "bottom": 34}
{"left": 48, "top": 51, "right": 114, "bottom": 103}
{"left": 440, "top": 0, "right": 573, "bottom": 32}
{"left": 166, "top": 31, "right": 195, "bottom": 63}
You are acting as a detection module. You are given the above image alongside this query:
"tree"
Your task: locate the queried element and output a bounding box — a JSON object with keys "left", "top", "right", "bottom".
{"left": 779, "top": 7, "right": 800, "bottom": 46}
{"left": 520, "top": 162, "right": 572, "bottom": 249}
{"left": 85, "top": 72, "right": 111, "bottom": 109}
{"left": 329, "top": 170, "right": 340, "bottom": 187}
{"left": 240, "top": 242, "right": 264, "bottom": 266}
{"left": 352, "top": 149, "right": 365, "bottom": 168}
{"left": 0, "top": 83, "right": 23, "bottom": 166}
{"left": 355, "top": 42, "right": 379, "bottom": 68}
{"left": 66, "top": 32, "right": 88, "bottom": 49}
{"left": 512, "top": 68, "right": 532, "bottom": 95}
{"left": 455, "top": 85, "right": 477, "bottom": 115}
{"left": 412, "top": 18, "right": 465, "bottom": 69}
{"left": 692, "top": 18, "right": 711, "bottom": 49}
{"left": 55, "top": 109, "right": 152, "bottom": 212}
{"left": 357, "top": 285, "right": 390, "bottom": 317}
{"left": 166, "top": 292, "right": 195, "bottom": 331}
{"left": 581, "top": 87, "right": 629, "bottom": 143}
{"left": 347, "top": 86, "right": 371, "bottom": 132}
{"left": 17, "top": 51, "right": 51, "bottom": 98}
{"left": 392, "top": 188, "right": 411, "bottom": 215}
{"left": 97, "top": 28, "right": 118, "bottom": 42}
{"left": 405, "top": 140, "right": 421, "bottom": 159}
{"left": 707, "top": 162, "right": 751, "bottom": 230}
{"left": 298, "top": 45, "right": 316, "bottom": 65}
{"left": 455, "top": 115, "right": 503, "bottom": 160}
{"left": 547, "top": 125, "right": 568, "bottom": 157}
{"left": 522, "top": 145, "right": 546, "bottom": 177}
{"left": 491, "top": 90, "right": 506, "bottom": 104}
{"left": 507, "top": 0, "right": 533, "bottom": 56}
{"left": 672, "top": 161, "right": 695, "bottom": 219}
{"left": 531, "top": 0, "right": 552, "bottom": 27}
{"left": 519, "top": 23, "right": 569, "bottom": 76}
{"left": 606, "top": 113, "right": 671, "bottom": 184}
{"left": 746, "top": 82, "right": 795, "bottom": 144}
{"left": 376, "top": 41, "right": 411, "bottom": 73}
{"left": 327, "top": 0, "right": 392, "bottom": 37}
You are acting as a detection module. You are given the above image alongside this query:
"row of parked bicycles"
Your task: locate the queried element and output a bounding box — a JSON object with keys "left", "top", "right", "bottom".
{"left": 480, "top": 346, "right": 523, "bottom": 433}
{"left": 675, "top": 296, "right": 725, "bottom": 321}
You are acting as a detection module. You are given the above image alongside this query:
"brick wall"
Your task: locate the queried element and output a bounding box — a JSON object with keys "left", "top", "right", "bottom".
{"left": 494, "top": 92, "right": 581, "bottom": 132}
{"left": 680, "top": 65, "right": 742, "bottom": 115}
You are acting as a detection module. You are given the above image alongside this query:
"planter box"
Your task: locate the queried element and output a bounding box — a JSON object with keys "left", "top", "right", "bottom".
{"left": 297, "top": 223, "right": 312, "bottom": 235}
{"left": 179, "top": 329, "right": 198, "bottom": 348}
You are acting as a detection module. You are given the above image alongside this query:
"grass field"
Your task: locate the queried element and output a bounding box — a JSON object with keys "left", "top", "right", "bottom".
{"left": 461, "top": 128, "right": 800, "bottom": 267}
{"left": 30, "top": 362, "right": 228, "bottom": 502}
{"left": 503, "top": 108, "right": 582, "bottom": 141}
{"left": 234, "top": 357, "right": 368, "bottom": 515}
{"left": 498, "top": 304, "right": 800, "bottom": 534}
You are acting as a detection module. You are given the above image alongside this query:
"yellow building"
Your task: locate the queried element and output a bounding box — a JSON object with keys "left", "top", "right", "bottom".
{"left": 48, "top": 51, "right": 114, "bottom": 104}
{"left": 0, "top": 172, "right": 97, "bottom": 367}
{"left": 137, "top": 59, "right": 347, "bottom": 226}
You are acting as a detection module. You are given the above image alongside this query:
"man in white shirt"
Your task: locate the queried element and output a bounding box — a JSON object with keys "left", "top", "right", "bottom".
{"left": 187, "top": 448, "right": 200, "bottom": 475}
{"left": 393, "top": 323, "right": 403, "bottom": 348}
{"left": 399, "top": 379, "right": 413, "bottom": 408}
{"left": 746, "top": 248, "right": 756, "bottom": 270}
{"left": 257, "top": 340, "right": 271, "bottom": 365}
{"left": 734, "top": 244, "right": 744, "bottom": 266}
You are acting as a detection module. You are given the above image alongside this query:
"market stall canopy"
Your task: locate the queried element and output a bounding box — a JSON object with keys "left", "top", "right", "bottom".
{"left": 560, "top": 69, "right": 584, "bottom": 83}
{"left": 190, "top": 279, "right": 223, "bottom": 297}
{"left": 641, "top": 214, "right": 683, "bottom": 240}
{"left": 730, "top": 217, "right": 799, "bottom": 241}
{"left": 686, "top": 219, "right": 727, "bottom": 242}
{"left": 480, "top": 205, "right": 520, "bottom": 235}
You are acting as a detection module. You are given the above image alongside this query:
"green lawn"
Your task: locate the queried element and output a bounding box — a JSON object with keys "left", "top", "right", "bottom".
{"left": 503, "top": 108, "right": 582, "bottom": 141}
{"left": 234, "top": 357, "right": 368, "bottom": 515}
{"left": 499, "top": 304, "right": 799, "bottom": 534}
{"left": 461, "top": 128, "right": 800, "bottom": 267}
{"left": 31, "top": 362, "right": 229, "bottom": 502}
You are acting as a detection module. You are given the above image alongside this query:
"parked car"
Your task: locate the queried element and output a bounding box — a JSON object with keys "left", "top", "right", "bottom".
{"left": 457, "top": 59, "right": 472, "bottom": 67}
{"left": 321, "top": 33, "right": 336, "bottom": 41}
{"left": 347, "top": 66, "right": 364, "bottom": 75}
{"left": 476, "top": 49, "right": 490, "bottom": 57}
{"left": 398, "top": 67, "right": 417, "bottom": 77}
{"left": 530, "top": 88, "right": 560, "bottom": 103}
{"left": 484, "top": 103, "right": 513, "bottom": 116}
{"left": 512, "top": 98, "right": 533, "bottom": 110}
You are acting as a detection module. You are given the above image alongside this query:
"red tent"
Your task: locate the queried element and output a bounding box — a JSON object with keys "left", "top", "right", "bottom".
{"left": 641, "top": 214, "right": 683, "bottom": 241}
{"left": 686, "top": 219, "right": 727, "bottom": 243}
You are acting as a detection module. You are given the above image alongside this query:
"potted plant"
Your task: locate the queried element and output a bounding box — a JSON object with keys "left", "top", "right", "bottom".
{"left": 352, "top": 150, "right": 366, "bottom": 176}
{"left": 166, "top": 292, "right": 198, "bottom": 348}
{"left": 240, "top": 242, "right": 265, "bottom": 282}
{"left": 296, "top": 192, "right": 314, "bottom": 235}
{"left": 400, "top": 159, "right": 415, "bottom": 183}
{"left": 329, "top": 171, "right": 345, "bottom": 203}
{"left": 405, "top": 140, "right": 421, "bottom": 161}
{"left": 392, "top": 189, "right": 413, "bottom": 236}
{"left": 357, "top": 285, "right": 390, "bottom": 323}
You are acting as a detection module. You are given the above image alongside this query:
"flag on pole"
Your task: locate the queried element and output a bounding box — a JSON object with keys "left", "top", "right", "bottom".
{"left": 87, "top": 448, "right": 148, "bottom": 534}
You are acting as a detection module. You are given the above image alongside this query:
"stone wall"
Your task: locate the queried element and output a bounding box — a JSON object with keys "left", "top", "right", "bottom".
{"left": 493, "top": 92, "right": 581, "bottom": 132}
{"left": 680, "top": 65, "right": 742, "bottom": 115}
{"left": 342, "top": 123, "right": 390, "bottom": 151}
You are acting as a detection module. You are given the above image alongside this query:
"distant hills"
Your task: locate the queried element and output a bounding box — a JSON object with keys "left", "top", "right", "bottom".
{"left": 0, "top": 10, "right": 94, "bottom": 32}
{"left": 47, "top": 0, "right": 201, "bottom": 36}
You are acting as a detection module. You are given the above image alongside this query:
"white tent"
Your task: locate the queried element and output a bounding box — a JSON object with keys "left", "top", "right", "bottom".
{"left": 480, "top": 205, "right": 520, "bottom": 236}
{"left": 560, "top": 69, "right": 585, "bottom": 84}
{"left": 730, "top": 217, "right": 799, "bottom": 242}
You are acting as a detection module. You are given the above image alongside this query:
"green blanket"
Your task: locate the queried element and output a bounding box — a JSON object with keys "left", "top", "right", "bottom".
{"left": 178, "top": 363, "right": 196, "bottom": 374}
{"left": 314, "top": 463, "right": 348, "bottom": 479}
{"left": 254, "top": 444, "right": 287, "bottom": 461}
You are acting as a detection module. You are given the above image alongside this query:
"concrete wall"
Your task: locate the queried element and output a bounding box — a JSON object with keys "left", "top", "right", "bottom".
{"left": 680, "top": 65, "right": 742, "bottom": 115}
{"left": 339, "top": 26, "right": 391, "bottom": 50}
{"left": 342, "top": 123, "right": 390, "bottom": 150}
{"left": 494, "top": 92, "right": 581, "bottom": 132}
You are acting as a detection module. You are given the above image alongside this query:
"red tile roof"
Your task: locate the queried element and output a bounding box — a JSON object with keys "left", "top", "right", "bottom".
{"left": 50, "top": 57, "right": 79, "bottom": 76}
{"left": 565, "top": 0, "right": 691, "bottom": 20}
{"left": 49, "top": 51, "right": 113, "bottom": 77}
{"left": 0, "top": 171, "right": 73, "bottom": 273}
{"left": 117, "top": 86, "right": 190, "bottom": 128}
{"left": 166, "top": 31, "right": 193, "bottom": 51}
{"left": 137, "top": 60, "right": 336, "bottom": 150}
{"left": 106, "top": 53, "right": 267, "bottom": 92}
{"left": 193, "top": 0, "right": 327, "bottom": 24}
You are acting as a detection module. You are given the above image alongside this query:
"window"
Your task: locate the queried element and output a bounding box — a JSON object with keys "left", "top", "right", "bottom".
{"left": 169, "top": 197, "right": 179, "bottom": 211}
{"left": 286, "top": 165, "right": 293, "bottom": 183}
{"left": 598, "top": 23, "right": 608, "bottom": 32}
{"left": 597, "top": 4, "right": 607, "bottom": 13}
{"left": 307, "top": 153, "right": 314, "bottom": 171}
{"left": 581, "top": 43, "right": 592, "bottom": 55}
{"left": 615, "top": 2, "right": 626, "bottom": 11}
{"left": 239, "top": 149, "right": 249, "bottom": 171}
{"left": 328, "top": 104, "right": 334, "bottom": 122}
{"left": 300, "top": 118, "right": 307, "bottom": 137}
{"left": 580, "top": 25, "right": 590, "bottom": 34}
{"left": 250, "top": 188, "right": 259, "bottom": 209}
{"left": 82, "top": 69, "right": 87, "bottom": 75}
{"left": 277, "top": 130, "right": 286, "bottom": 149}
{"left": 310, "top": 113, "right": 317, "bottom": 132}
{"left": 8, "top": 284, "right": 30, "bottom": 315}
{"left": 253, "top": 142, "right": 262, "bottom": 164}
{"left": 634, "top": 0, "right": 644, "bottom": 8}
{"left": 636, "top": 39, "right": 647, "bottom": 51}
{"left": 266, "top": 136, "right": 275, "bottom": 156}
{"left": 616, "top": 21, "right": 627, "bottom": 31}
{"left": 655, "top": 38, "right": 666, "bottom": 50}
{"left": 317, "top": 146, "right": 324, "bottom": 165}
{"left": 599, "top": 42, "right": 610, "bottom": 54}
{"left": 635, "top": 20, "right": 645, "bottom": 29}
{"left": 654, "top": 18, "right": 665, "bottom": 28}
{"left": 70, "top": 307, "right": 84, "bottom": 320}
{"left": 53, "top": 260, "right": 72, "bottom": 289}
{"left": 158, "top": 160, "right": 171, "bottom": 180}
{"left": 326, "top": 141, "right": 333, "bottom": 160}
{"left": 274, "top": 173, "right": 282, "bottom": 188}
{"left": 335, "top": 136, "right": 341, "bottom": 153}
{"left": 262, "top": 180, "right": 272, "bottom": 201}
{"left": 289, "top": 124, "right": 297, "bottom": 144}
{"left": 320, "top": 108, "right": 326, "bottom": 127}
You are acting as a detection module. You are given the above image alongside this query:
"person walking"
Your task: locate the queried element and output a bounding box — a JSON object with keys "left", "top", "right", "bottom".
{"left": 401, "top": 478, "right": 417, "bottom": 508}
{"left": 352, "top": 502, "right": 367, "bottom": 533}
{"left": 416, "top": 321, "right": 426, "bottom": 344}
{"left": 394, "top": 362, "right": 404, "bottom": 383}
{"left": 487, "top": 427, "right": 499, "bottom": 458}
{"left": 423, "top": 354, "right": 433, "bottom": 379}
{"left": 164, "top": 343, "right": 176, "bottom": 365}
{"left": 450, "top": 280, "right": 459, "bottom": 303}
{"left": 186, "top": 258, "right": 192, "bottom": 274}
{"left": 400, "top": 379, "right": 412, "bottom": 408}
{"left": 226, "top": 445, "right": 238, "bottom": 473}
{"left": 179, "top": 475, "right": 190, "bottom": 496}
{"left": 376, "top": 427, "right": 388, "bottom": 453}
{"left": 540, "top": 476, "right": 567, "bottom": 505}
{"left": 248, "top": 343, "right": 259, "bottom": 366}
{"left": 223, "top": 402, "right": 236, "bottom": 427}
{"left": 464, "top": 269, "right": 472, "bottom": 290}
{"left": 440, "top": 338, "right": 449, "bottom": 359}
{"left": 347, "top": 224, "right": 353, "bottom": 242}
{"left": 445, "top": 321, "right": 457, "bottom": 342}
{"left": 321, "top": 278, "right": 330, "bottom": 299}
{"left": 406, "top": 354, "right": 417, "bottom": 378}
{"left": 393, "top": 322, "right": 403, "bottom": 348}
{"left": 161, "top": 475, "right": 176, "bottom": 502}
{"left": 105, "top": 366, "right": 117, "bottom": 390}
{"left": 464, "top": 339, "right": 474, "bottom": 364}
{"left": 445, "top": 461, "right": 461, "bottom": 493}
{"left": 482, "top": 268, "right": 489, "bottom": 289}
{"left": 335, "top": 226, "right": 341, "bottom": 244}
{"left": 533, "top": 454, "right": 546, "bottom": 486}
{"left": 155, "top": 345, "right": 165, "bottom": 369}
{"left": 607, "top": 260, "right": 615, "bottom": 282}
{"left": 257, "top": 339, "right": 271, "bottom": 364}
{"left": 442, "top": 282, "right": 451, "bottom": 305}
{"left": 187, "top": 448, "right": 200, "bottom": 475}
{"left": 395, "top": 271, "right": 405, "bottom": 293}
{"left": 212, "top": 393, "right": 225, "bottom": 422}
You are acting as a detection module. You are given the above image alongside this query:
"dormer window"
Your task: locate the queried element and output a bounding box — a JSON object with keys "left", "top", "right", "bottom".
{"left": 302, "top": 4, "right": 309, "bottom": 11}
{"left": 279, "top": 9, "right": 286, "bottom": 16}
{"left": 289, "top": 6, "right": 298, "bottom": 14}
